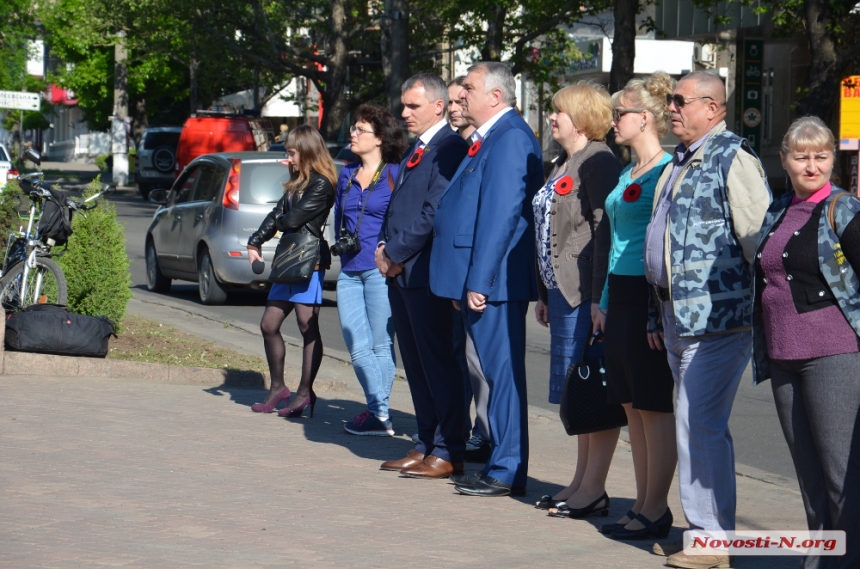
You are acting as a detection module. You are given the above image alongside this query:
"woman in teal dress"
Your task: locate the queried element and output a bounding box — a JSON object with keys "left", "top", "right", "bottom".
{"left": 593, "top": 72, "right": 678, "bottom": 540}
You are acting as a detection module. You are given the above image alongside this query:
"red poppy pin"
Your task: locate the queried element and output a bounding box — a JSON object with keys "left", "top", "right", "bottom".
{"left": 406, "top": 147, "right": 425, "bottom": 168}
{"left": 468, "top": 140, "right": 482, "bottom": 157}
{"left": 554, "top": 175, "right": 574, "bottom": 195}
{"left": 622, "top": 183, "right": 642, "bottom": 202}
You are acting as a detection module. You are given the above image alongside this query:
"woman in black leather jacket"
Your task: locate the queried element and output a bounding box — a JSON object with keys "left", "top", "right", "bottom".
{"left": 246, "top": 125, "right": 337, "bottom": 417}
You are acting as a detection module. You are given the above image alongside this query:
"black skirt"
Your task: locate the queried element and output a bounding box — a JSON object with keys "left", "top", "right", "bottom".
{"left": 603, "top": 274, "right": 674, "bottom": 413}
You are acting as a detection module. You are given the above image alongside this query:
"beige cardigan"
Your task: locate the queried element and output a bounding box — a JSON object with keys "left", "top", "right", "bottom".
{"left": 537, "top": 141, "right": 622, "bottom": 308}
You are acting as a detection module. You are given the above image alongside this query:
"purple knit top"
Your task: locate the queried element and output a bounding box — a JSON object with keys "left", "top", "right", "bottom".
{"left": 760, "top": 184, "right": 859, "bottom": 360}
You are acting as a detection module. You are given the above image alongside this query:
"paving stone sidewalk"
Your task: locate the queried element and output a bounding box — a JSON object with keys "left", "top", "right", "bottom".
{"left": 0, "top": 371, "right": 809, "bottom": 569}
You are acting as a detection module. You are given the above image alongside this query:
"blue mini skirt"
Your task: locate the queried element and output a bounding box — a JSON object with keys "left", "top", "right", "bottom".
{"left": 268, "top": 270, "right": 325, "bottom": 305}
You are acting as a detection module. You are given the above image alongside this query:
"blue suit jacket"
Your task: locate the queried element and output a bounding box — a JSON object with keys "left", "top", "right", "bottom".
{"left": 379, "top": 126, "right": 469, "bottom": 288}
{"left": 429, "top": 110, "right": 543, "bottom": 302}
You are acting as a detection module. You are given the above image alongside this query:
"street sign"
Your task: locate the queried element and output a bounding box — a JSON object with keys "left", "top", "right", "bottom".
{"left": 840, "top": 76, "right": 860, "bottom": 150}
{"left": 738, "top": 40, "right": 763, "bottom": 154}
{"left": 0, "top": 90, "right": 41, "bottom": 111}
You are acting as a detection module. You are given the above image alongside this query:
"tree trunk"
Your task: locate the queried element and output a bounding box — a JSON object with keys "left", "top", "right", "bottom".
{"left": 189, "top": 37, "right": 200, "bottom": 113}
{"left": 609, "top": 0, "right": 637, "bottom": 95}
{"left": 481, "top": 5, "right": 506, "bottom": 61}
{"left": 607, "top": 0, "right": 637, "bottom": 162}
{"left": 382, "top": 0, "right": 409, "bottom": 117}
{"left": 319, "top": 0, "right": 350, "bottom": 140}
{"left": 797, "top": 0, "right": 841, "bottom": 123}
{"left": 130, "top": 96, "right": 148, "bottom": 149}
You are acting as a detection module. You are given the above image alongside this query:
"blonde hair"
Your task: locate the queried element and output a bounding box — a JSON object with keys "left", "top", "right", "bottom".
{"left": 781, "top": 116, "right": 835, "bottom": 154}
{"left": 552, "top": 81, "right": 612, "bottom": 141}
{"left": 283, "top": 125, "right": 338, "bottom": 195}
{"left": 611, "top": 72, "right": 676, "bottom": 138}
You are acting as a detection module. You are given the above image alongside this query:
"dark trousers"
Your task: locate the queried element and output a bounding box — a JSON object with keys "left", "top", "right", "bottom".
{"left": 464, "top": 299, "right": 529, "bottom": 487}
{"left": 388, "top": 281, "right": 466, "bottom": 463}
{"left": 771, "top": 352, "right": 860, "bottom": 569}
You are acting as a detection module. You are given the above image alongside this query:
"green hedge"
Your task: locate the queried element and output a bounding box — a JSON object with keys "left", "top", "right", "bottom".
{"left": 56, "top": 177, "right": 132, "bottom": 330}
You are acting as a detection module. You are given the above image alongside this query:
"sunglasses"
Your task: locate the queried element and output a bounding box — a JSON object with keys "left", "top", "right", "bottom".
{"left": 666, "top": 94, "right": 714, "bottom": 109}
{"left": 612, "top": 107, "right": 646, "bottom": 122}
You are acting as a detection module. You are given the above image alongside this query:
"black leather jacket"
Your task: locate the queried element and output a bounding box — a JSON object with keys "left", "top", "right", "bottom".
{"left": 247, "top": 171, "right": 335, "bottom": 266}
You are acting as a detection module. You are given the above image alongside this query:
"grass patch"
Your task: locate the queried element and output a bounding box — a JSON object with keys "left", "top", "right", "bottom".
{"left": 107, "top": 313, "right": 268, "bottom": 373}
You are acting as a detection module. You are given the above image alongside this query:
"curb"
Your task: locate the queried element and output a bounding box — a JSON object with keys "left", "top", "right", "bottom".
{"left": 0, "top": 304, "right": 347, "bottom": 391}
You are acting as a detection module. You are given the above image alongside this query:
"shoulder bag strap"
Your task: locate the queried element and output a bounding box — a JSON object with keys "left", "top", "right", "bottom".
{"left": 827, "top": 192, "right": 851, "bottom": 234}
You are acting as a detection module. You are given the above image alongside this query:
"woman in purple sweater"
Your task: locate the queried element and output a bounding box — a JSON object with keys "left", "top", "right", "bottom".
{"left": 752, "top": 116, "right": 860, "bottom": 569}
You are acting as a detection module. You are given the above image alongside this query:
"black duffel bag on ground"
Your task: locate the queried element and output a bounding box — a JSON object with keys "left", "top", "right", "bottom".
{"left": 5, "top": 304, "right": 116, "bottom": 358}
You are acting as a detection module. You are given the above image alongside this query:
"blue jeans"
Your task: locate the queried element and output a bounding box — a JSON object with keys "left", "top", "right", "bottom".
{"left": 337, "top": 269, "right": 396, "bottom": 419}
{"left": 547, "top": 287, "right": 597, "bottom": 404}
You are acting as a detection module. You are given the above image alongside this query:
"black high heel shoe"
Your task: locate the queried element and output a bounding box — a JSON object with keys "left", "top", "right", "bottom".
{"left": 610, "top": 508, "right": 673, "bottom": 540}
{"left": 599, "top": 509, "right": 637, "bottom": 534}
{"left": 535, "top": 495, "right": 567, "bottom": 510}
{"left": 548, "top": 492, "right": 610, "bottom": 519}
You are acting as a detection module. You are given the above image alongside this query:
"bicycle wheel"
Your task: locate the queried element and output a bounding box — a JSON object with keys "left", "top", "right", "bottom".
{"left": 0, "top": 257, "right": 68, "bottom": 311}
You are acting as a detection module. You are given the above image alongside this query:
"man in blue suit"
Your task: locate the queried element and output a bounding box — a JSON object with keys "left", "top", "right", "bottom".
{"left": 429, "top": 62, "right": 542, "bottom": 496}
{"left": 376, "top": 73, "right": 470, "bottom": 479}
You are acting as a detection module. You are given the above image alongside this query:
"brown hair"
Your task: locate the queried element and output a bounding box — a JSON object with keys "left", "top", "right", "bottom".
{"left": 353, "top": 105, "right": 409, "bottom": 164}
{"left": 611, "top": 72, "right": 676, "bottom": 138}
{"left": 283, "top": 125, "right": 337, "bottom": 195}
{"left": 552, "top": 81, "right": 613, "bottom": 142}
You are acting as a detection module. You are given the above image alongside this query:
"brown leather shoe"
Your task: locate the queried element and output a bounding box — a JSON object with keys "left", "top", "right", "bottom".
{"left": 380, "top": 449, "right": 424, "bottom": 471}
{"left": 399, "top": 455, "right": 464, "bottom": 479}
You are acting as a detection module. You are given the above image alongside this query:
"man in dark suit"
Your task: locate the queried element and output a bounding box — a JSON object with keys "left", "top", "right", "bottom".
{"left": 376, "top": 73, "right": 470, "bottom": 479}
{"left": 429, "top": 62, "right": 542, "bottom": 496}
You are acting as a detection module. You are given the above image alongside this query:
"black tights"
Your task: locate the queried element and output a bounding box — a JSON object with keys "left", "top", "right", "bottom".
{"left": 260, "top": 300, "right": 322, "bottom": 406}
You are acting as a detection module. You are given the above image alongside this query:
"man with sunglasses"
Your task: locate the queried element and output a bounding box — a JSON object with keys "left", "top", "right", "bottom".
{"left": 643, "top": 71, "right": 771, "bottom": 569}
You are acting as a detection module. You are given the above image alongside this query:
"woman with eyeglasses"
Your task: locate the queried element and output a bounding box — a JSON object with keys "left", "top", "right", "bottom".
{"left": 336, "top": 105, "right": 408, "bottom": 436}
{"left": 591, "top": 72, "right": 678, "bottom": 540}
{"left": 531, "top": 82, "right": 623, "bottom": 519}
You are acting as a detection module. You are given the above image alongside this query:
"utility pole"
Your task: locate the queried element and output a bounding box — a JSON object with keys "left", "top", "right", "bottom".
{"left": 381, "top": 0, "right": 409, "bottom": 117}
{"left": 111, "top": 31, "right": 129, "bottom": 185}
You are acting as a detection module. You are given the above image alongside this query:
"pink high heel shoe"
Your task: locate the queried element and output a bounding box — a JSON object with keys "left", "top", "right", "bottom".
{"left": 251, "top": 386, "right": 291, "bottom": 413}
{"left": 278, "top": 390, "right": 317, "bottom": 418}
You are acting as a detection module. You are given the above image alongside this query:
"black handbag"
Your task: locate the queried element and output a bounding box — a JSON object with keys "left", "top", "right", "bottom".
{"left": 269, "top": 232, "right": 319, "bottom": 284}
{"left": 559, "top": 331, "right": 628, "bottom": 436}
{"left": 5, "top": 303, "right": 116, "bottom": 358}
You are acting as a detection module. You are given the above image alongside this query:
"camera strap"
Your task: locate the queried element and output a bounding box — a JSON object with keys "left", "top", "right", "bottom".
{"left": 339, "top": 161, "right": 386, "bottom": 239}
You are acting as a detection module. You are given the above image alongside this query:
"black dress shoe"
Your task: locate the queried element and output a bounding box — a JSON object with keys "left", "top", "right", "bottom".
{"left": 449, "top": 472, "right": 481, "bottom": 486}
{"left": 455, "top": 474, "right": 517, "bottom": 497}
{"left": 610, "top": 509, "right": 673, "bottom": 540}
{"left": 535, "top": 494, "right": 566, "bottom": 510}
{"left": 599, "top": 509, "right": 637, "bottom": 534}
{"left": 548, "top": 492, "right": 610, "bottom": 518}
{"left": 464, "top": 444, "right": 491, "bottom": 463}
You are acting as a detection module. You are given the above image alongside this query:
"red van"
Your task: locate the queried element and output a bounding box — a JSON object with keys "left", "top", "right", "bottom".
{"left": 175, "top": 111, "right": 274, "bottom": 176}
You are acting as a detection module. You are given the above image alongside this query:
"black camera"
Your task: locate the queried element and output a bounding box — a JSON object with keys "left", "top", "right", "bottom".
{"left": 330, "top": 233, "right": 361, "bottom": 256}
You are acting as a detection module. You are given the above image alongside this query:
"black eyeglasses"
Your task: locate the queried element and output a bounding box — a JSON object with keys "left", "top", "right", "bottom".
{"left": 666, "top": 94, "right": 714, "bottom": 109}
{"left": 612, "top": 107, "right": 646, "bottom": 122}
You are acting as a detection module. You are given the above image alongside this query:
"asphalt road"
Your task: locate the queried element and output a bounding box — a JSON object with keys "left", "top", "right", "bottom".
{"left": 113, "top": 184, "right": 796, "bottom": 483}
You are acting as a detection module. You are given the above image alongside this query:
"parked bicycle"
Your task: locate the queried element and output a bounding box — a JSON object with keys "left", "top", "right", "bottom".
{"left": 0, "top": 149, "right": 114, "bottom": 311}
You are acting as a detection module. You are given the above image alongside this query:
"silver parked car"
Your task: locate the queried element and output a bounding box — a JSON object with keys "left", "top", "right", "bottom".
{"left": 0, "top": 143, "right": 16, "bottom": 186}
{"left": 145, "top": 152, "right": 343, "bottom": 305}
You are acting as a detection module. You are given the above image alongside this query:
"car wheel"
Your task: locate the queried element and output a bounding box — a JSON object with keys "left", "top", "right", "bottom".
{"left": 198, "top": 248, "right": 228, "bottom": 305}
{"left": 146, "top": 240, "right": 171, "bottom": 293}
{"left": 152, "top": 145, "right": 176, "bottom": 173}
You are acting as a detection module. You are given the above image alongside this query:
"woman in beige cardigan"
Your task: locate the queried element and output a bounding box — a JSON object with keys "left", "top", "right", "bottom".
{"left": 531, "top": 82, "right": 623, "bottom": 518}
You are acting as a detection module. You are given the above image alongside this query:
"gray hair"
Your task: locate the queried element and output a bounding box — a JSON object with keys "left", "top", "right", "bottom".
{"left": 679, "top": 71, "right": 726, "bottom": 106}
{"left": 448, "top": 75, "right": 466, "bottom": 88}
{"left": 468, "top": 62, "right": 517, "bottom": 106}
{"left": 781, "top": 116, "right": 835, "bottom": 154}
{"left": 402, "top": 73, "right": 449, "bottom": 107}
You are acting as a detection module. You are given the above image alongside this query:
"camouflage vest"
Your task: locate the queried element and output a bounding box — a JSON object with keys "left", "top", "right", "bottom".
{"left": 752, "top": 186, "right": 860, "bottom": 383}
{"left": 668, "top": 131, "right": 754, "bottom": 336}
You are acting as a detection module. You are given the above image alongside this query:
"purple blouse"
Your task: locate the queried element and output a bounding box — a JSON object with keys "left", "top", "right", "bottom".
{"left": 334, "top": 162, "right": 398, "bottom": 272}
{"left": 759, "top": 184, "right": 859, "bottom": 360}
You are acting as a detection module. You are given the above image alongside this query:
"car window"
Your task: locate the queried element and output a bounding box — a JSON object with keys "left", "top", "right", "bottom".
{"left": 143, "top": 131, "right": 181, "bottom": 150}
{"left": 240, "top": 162, "right": 292, "bottom": 204}
{"left": 191, "top": 164, "right": 223, "bottom": 202}
{"left": 173, "top": 166, "right": 199, "bottom": 205}
{"left": 0, "top": 146, "right": 10, "bottom": 162}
